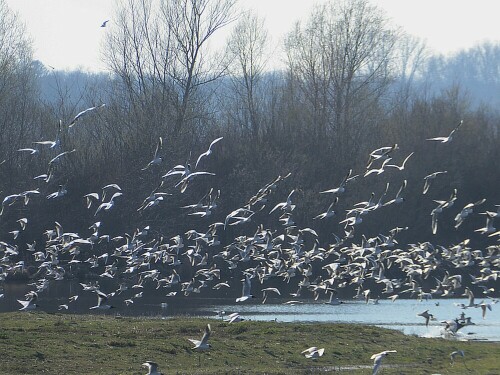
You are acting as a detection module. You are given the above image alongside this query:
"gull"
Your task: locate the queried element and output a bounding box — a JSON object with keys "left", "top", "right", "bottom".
{"left": 18, "top": 291, "right": 39, "bottom": 311}
{"left": 261, "top": 287, "right": 281, "bottom": 304}
{"left": 441, "top": 319, "right": 464, "bottom": 335}
{"left": 17, "top": 148, "right": 38, "bottom": 155}
{"left": 49, "top": 149, "right": 76, "bottom": 166}
{"left": 371, "top": 350, "right": 397, "bottom": 375}
{"left": 454, "top": 199, "right": 486, "bottom": 228}
{"left": 224, "top": 312, "right": 245, "bottom": 323}
{"left": 427, "top": 120, "right": 463, "bottom": 143}
{"left": 325, "top": 290, "right": 343, "bottom": 305}
{"left": 417, "top": 310, "right": 435, "bottom": 327}
{"left": 450, "top": 350, "right": 464, "bottom": 363}
{"left": 386, "top": 151, "right": 414, "bottom": 171}
{"left": 320, "top": 169, "right": 357, "bottom": 195}
{"left": 195, "top": 137, "right": 223, "bottom": 169}
{"left": 366, "top": 144, "right": 398, "bottom": 169}
{"left": 175, "top": 171, "right": 215, "bottom": 193}
{"left": 68, "top": 104, "right": 105, "bottom": 127}
{"left": 94, "top": 192, "right": 122, "bottom": 216}
{"left": 46, "top": 185, "right": 67, "bottom": 199}
{"left": 423, "top": 171, "right": 447, "bottom": 194}
{"left": 364, "top": 158, "right": 391, "bottom": 177}
{"left": 17, "top": 217, "right": 28, "bottom": 230}
{"left": 142, "top": 137, "right": 163, "bottom": 170}
{"left": 188, "top": 324, "right": 211, "bottom": 350}
{"left": 314, "top": 198, "right": 338, "bottom": 220}
{"left": 83, "top": 192, "right": 100, "bottom": 209}
{"left": 479, "top": 300, "right": 492, "bottom": 319}
{"left": 383, "top": 180, "right": 407, "bottom": 206}
{"left": 101, "top": 183, "right": 121, "bottom": 200}
{"left": 474, "top": 216, "right": 496, "bottom": 235}
{"left": 100, "top": 20, "right": 110, "bottom": 27}
{"left": 142, "top": 361, "right": 162, "bottom": 375}
{"left": 162, "top": 163, "right": 191, "bottom": 179}
{"left": 301, "top": 347, "right": 325, "bottom": 359}
{"left": 236, "top": 275, "right": 254, "bottom": 302}
{"left": 269, "top": 189, "right": 297, "bottom": 214}
{"left": 89, "top": 290, "right": 114, "bottom": 310}
{"left": 33, "top": 120, "right": 62, "bottom": 149}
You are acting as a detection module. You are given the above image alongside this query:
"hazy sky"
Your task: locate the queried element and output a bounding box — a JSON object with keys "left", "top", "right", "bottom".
{"left": 5, "top": 0, "right": 500, "bottom": 72}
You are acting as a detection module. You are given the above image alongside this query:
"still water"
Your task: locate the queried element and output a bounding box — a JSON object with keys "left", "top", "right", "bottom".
{"left": 2, "top": 282, "right": 499, "bottom": 341}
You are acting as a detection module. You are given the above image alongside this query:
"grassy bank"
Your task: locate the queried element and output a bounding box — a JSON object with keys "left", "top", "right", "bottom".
{"left": 0, "top": 312, "right": 498, "bottom": 374}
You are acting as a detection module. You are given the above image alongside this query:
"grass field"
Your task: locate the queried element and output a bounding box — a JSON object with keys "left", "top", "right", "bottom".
{"left": 0, "top": 312, "right": 498, "bottom": 374}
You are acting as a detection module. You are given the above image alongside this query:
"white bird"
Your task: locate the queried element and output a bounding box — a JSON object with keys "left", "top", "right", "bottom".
{"left": 236, "top": 276, "right": 254, "bottom": 302}
{"left": 301, "top": 347, "right": 325, "bottom": 359}
{"left": 89, "top": 291, "right": 114, "bottom": 310}
{"left": 142, "top": 137, "right": 163, "bottom": 170}
{"left": 423, "top": 171, "right": 447, "bottom": 194}
{"left": 68, "top": 104, "right": 105, "bottom": 127}
{"left": 371, "top": 350, "right": 397, "bottom": 375}
{"left": 364, "top": 157, "right": 391, "bottom": 177}
{"left": 224, "top": 312, "right": 245, "bottom": 323}
{"left": 313, "top": 198, "right": 338, "bottom": 220}
{"left": 479, "top": 300, "right": 492, "bottom": 319}
{"left": 142, "top": 361, "right": 162, "bottom": 375}
{"left": 261, "top": 287, "right": 281, "bottom": 304}
{"left": 17, "top": 148, "right": 38, "bottom": 155}
{"left": 195, "top": 137, "right": 223, "bottom": 169}
{"left": 188, "top": 324, "right": 211, "bottom": 350}
{"left": 386, "top": 151, "right": 414, "bottom": 171}
{"left": 17, "top": 291, "right": 38, "bottom": 311}
{"left": 427, "top": 120, "right": 463, "bottom": 143}
{"left": 33, "top": 120, "right": 62, "bottom": 149}
{"left": 450, "top": 350, "right": 465, "bottom": 364}
{"left": 94, "top": 192, "right": 122, "bottom": 216}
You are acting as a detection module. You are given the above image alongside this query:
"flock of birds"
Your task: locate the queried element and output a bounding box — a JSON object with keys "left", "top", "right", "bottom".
{"left": 1, "top": 106, "right": 499, "bottom": 374}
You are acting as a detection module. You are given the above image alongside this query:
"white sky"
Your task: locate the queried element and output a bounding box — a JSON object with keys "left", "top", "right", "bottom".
{"left": 5, "top": 0, "right": 500, "bottom": 72}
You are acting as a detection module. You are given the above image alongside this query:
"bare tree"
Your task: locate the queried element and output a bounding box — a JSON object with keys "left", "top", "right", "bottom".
{"left": 226, "top": 11, "right": 269, "bottom": 138}
{"left": 284, "top": 0, "right": 399, "bottom": 160}
{"left": 0, "top": 0, "right": 39, "bottom": 161}
{"left": 104, "top": 0, "right": 236, "bottom": 141}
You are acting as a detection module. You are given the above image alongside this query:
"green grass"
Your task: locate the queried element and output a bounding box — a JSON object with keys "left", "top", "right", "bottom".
{"left": 0, "top": 312, "right": 499, "bottom": 374}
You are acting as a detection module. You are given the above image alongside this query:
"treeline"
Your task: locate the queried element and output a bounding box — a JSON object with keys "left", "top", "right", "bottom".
{"left": 1, "top": 0, "right": 499, "bottom": 256}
